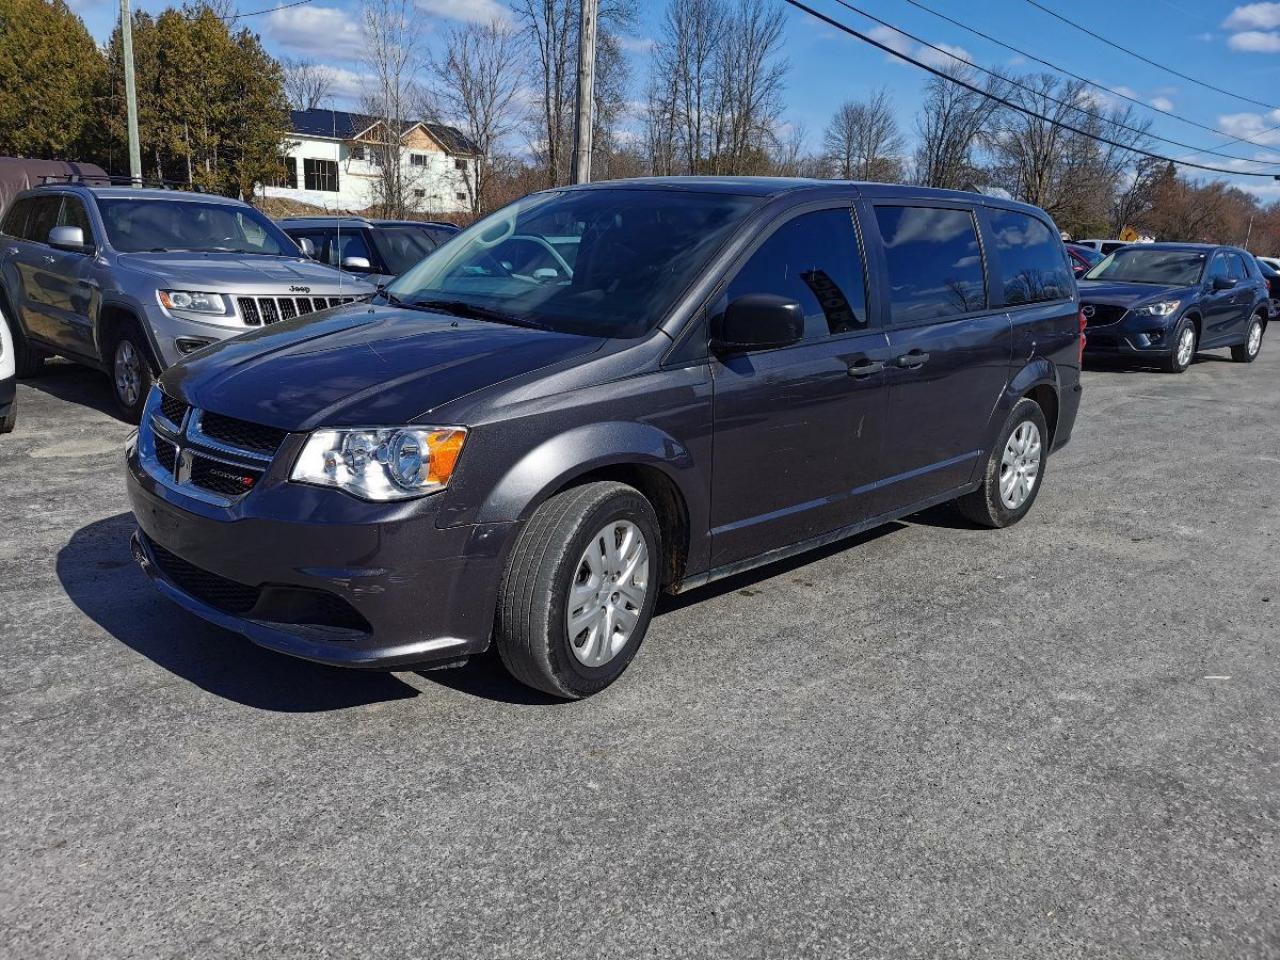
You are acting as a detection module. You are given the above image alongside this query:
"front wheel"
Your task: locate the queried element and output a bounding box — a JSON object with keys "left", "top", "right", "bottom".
{"left": 109, "top": 323, "right": 156, "bottom": 424}
{"left": 955, "top": 397, "right": 1049, "bottom": 529}
{"left": 1231, "top": 315, "right": 1264, "bottom": 363}
{"left": 494, "top": 481, "right": 662, "bottom": 699}
{"left": 1162, "top": 318, "right": 1197, "bottom": 373}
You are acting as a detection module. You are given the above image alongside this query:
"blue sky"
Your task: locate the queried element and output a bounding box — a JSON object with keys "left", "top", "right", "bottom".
{"left": 71, "top": 0, "right": 1280, "bottom": 198}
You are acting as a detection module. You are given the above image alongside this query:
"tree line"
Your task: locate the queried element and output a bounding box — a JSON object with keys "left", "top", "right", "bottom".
{"left": 3, "top": 0, "right": 1280, "bottom": 251}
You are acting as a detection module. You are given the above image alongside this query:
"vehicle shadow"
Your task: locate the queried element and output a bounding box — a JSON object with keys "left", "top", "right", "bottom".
{"left": 22, "top": 361, "right": 130, "bottom": 422}
{"left": 57, "top": 512, "right": 420, "bottom": 712}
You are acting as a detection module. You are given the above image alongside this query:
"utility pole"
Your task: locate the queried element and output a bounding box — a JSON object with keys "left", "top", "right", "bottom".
{"left": 570, "top": 0, "right": 598, "bottom": 185}
{"left": 120, "top": 0, "right": 142, "bottom": 185}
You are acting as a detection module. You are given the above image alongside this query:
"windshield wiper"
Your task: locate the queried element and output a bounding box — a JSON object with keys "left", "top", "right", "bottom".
{"left": 408, "top": 298, "right": 550, "bottom": 330}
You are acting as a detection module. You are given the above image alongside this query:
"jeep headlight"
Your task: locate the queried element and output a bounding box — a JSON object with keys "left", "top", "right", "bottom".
{"left": 1133, "top": 299, "right": 1181, "bottom": 317}
{"left": 158, "top": 290, "right": 238, "bottom": 325}
{"left": 291, "top": 426, "right": 467, "bottom": 501}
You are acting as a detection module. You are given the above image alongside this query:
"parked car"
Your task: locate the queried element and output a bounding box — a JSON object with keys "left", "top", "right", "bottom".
{"left": 0, "top": 305, "right": 14, "bottom": 434}
{"left": 1079, "top": 243, "right": 1268, "bottom": 372}
{"left": 127, "top": 178, "right": 1083, "bottom": 698}
{"left": 1256, "top": 255, "right": 1280, "bottom": 273}
{"left": 279, "top": 216, "right": 460, "bottom": 285}
{"left": 1253, "top": 256, "right": 1280, "bottom": 318}
{"left": 1066, "top": 242, "right": 1104, "bottom": 278}
{"left": 1076, "top": 239, "right": 1131, "bottom": 256}
{"left": 0, "top": 183, "right": 375, "bottom": 421}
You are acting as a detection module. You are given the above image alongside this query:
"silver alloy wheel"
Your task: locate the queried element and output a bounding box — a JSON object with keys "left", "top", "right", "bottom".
{"left": 566, "top": 519, "right": 650, "bottom": 667}
{"left": 1248, "top": 319, "right": 1263, "bottom": 357}
{"left": 1176, "top": 325, "right": 1196, "bottom": 368}
{"left": 999, "top": 421, "right": 1042, "bottom": 510}
{"left": 114, "top": 339, "right": 142, "bottom": 408}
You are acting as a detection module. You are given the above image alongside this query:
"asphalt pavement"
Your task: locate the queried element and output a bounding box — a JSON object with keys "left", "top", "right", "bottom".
{"left": 2, "top": 346, "right": 1278, "bottom": 959}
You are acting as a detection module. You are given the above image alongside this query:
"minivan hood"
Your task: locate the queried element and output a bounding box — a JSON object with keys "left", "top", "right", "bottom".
{"left": 162, "top": 305, "right": 605, "bottom": 429}
{"left": 1077, "top": 279, "right": 1197, "bottom": 306}
{"left": 118, "top": 251, "right": 376, "bottom": 294}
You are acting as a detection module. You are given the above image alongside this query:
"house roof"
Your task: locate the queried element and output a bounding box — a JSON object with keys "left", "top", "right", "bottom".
{"left": 287, "top": 109, "right": 481, "bottom": 157}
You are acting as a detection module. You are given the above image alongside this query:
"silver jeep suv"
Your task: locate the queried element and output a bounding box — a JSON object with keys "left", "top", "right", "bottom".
{"left": 0, "top": 184, "right": 375, "bottom": 420}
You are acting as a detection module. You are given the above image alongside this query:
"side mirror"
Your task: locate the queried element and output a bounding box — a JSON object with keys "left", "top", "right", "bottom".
{"left": 711, "top": 294, "right": 805, "bottom": 353}
{"left": 297, "top": 237, "right": 316, "bottom": 258}
{"left": 48, "top": 225, "right": 90, "bottom": 253}
{"left": 1213, "top": 276, "right": 1239, "bottom": 291}
{"left": 342, "top": 255, "right": 372, "bottom": 271}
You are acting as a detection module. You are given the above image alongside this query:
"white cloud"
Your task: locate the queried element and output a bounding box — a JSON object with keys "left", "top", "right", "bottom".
{"left": 867, "top": 25, "right": 970, "bottom": 69}
{"left": 617, "top": 35, "right": 657, "bottom": 52}
{"left": 416, "top": 0, "right": 510, "bottom": 24}
{"left": 1223, "top": 2, "right": 1280, "bottom": 29}
{"left": 1227, "top": 28, "right": 1280, "bottom": 49}
{"left": 1215, "top": 109, "right": 1280, "bottom": 146}
{"left": 264, "top": 5, "right": 365, "bottom": 60}
{"left": 1151, "top": 96, "right": 1175, "bottom": 111}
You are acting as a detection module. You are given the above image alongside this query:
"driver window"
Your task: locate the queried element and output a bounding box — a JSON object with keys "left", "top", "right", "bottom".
{"left": 57, "top": 197, "right": 94, "bottom": 242}
{"left": 1207, "top": 254, "right": 1229, "bottom": 282}
{"left": 716, "top": 208, "right": 868, "bottom": 341}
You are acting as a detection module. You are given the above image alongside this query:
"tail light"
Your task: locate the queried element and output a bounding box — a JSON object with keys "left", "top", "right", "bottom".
{"left": 1078, "top": 309, "right": 1087, "bottom": 364}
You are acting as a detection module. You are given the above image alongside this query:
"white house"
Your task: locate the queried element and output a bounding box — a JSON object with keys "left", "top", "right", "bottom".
{"left": 262, "top": 108, "right": 482, "bottom": 214}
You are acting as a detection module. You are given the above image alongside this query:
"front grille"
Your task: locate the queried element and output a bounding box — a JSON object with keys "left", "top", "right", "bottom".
{"left": 189, "top": 455, "right": 264, "bottom": 496}
{"left": 235, "top": 295, "right": 362, "bottom": 326}
{"left": 155, "top": 435, "right": 177, "bottom": 474}
{"left": 158, "top": 393, "right": 188, "bottom": 428}
{"left": 1083, "top": 303, "right": 1127, "bottom": 327}
{"left": 199, "top": 412, "right": 288, "bottom": 454}
{"left": 148, "top": 539, "right": 260, "bottom": 615}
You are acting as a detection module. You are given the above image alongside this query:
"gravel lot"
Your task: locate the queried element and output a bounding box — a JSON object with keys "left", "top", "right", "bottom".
{"left": 2, "top": 346, "right": 1278, "bottom": 959}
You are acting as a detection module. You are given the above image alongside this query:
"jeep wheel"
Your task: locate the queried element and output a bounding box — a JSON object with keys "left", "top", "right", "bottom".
{"left": 110, "top": 323, "right": 155, "bottom": 423}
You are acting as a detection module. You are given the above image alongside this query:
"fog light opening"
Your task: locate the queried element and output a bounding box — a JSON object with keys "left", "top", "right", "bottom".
{"left": 176, "top": 337, "right": 215, "bottom": 355}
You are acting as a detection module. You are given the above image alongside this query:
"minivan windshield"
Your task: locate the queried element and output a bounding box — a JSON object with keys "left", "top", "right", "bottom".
{"left": 1084, "top": 247, "right": 1207, "bottom": 285}
{"left": 386, "top": 188, "right": 760, "bottom": 337}
{"left": 99, "top": 198, "right": 295, "bottom": 256}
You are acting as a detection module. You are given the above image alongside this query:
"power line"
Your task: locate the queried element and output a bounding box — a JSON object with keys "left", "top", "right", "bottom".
{"left": 781, "top": 0, "right": 1280, "bottom": 178}
{"left": 900, "top": 0, "right": 1280, "bottom": 159}
{"left": 1021, "top": 0, "right": 1280, "bottom": 113}
{"left": 827, "top": 0, "right": 1280, "bottom": 168}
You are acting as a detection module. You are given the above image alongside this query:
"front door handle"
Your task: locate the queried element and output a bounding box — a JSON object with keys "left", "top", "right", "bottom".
{"left": 847, "top": 359, "right": 884, "bottom": 378}
{"left": 895, "top": 350, "right": 930, "bottom": 369}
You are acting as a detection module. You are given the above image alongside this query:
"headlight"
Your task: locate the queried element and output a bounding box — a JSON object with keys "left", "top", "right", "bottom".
{"left": 158, "top": 290, "right": 236, "bottom": 323}
{"left": 291, "top": 426, "right": 467, "bottom": 501}
{"left": 1134, "top": 299, "right": 1181, "bottom": 317}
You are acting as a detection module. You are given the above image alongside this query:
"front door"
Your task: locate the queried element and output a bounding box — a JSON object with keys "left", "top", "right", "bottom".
{"left": 1202, "top": 252, "right": 1246, "bottom": 346}
{"left": 865, "top": 202, "right": 1014, "bottom": 512}
{"left": 708, "top": 206, "right": 893, "bottom": 568}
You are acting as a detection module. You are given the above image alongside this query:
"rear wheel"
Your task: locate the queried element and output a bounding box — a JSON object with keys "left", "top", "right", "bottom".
{"left": 109, "top": 321, "right": 156, "bottom": 423}
{"left": 1162, "top": 318, "right": 1197, "bottom": 373}
{"left": 955, "top": 397, "right": 1048, "bottom": 529}
{"left": 1231, "top": 314, "right": 1264, "bottom": 363}
{"left": 494, "top": 481, "right": 662, "bottom": 699}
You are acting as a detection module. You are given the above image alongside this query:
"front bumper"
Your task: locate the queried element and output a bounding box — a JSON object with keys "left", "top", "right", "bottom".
{"left": 1082, "top": 312, "right": 1177, "bottom": 357}
{"left": 126, "top": 444, "right": 515, "bottom": 669}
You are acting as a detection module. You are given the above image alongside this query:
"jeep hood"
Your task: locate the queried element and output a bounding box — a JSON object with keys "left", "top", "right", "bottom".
{"left": 162, "top": 304, "right": 606, "bottom": 429}
{"left": 117, "top": 251, "right": 376, "bottom": 293}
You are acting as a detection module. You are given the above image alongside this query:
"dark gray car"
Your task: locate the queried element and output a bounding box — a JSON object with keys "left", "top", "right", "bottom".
{"left": 0, "top": 184, "right": 374, "bottom": 420}
{"left": 127, "top": 178, "right": 1083, "bottom": 698}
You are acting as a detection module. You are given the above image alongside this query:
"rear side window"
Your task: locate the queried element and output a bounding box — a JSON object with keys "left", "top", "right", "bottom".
{"left": 1, "top": 198, "right": 30, "bottom": 238}
{"left": 1228, "top": 253, "right": 1249, "bottom": 281}
{"left": 722, "top": 208, "right": 869, "bottom": 340}
{"left": 875, "top": 205, "right": 986, "bottom": 323}
{"left": 989, "top": 209, "right": 1073, "bottom": 306}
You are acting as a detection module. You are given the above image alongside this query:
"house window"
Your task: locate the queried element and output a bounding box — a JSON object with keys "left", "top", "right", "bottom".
{"left": 350, "top": 145, "right": 365, "bottom": 161}
{"left": 410, "top": 153, "right": 428, "bottom": 167}
{"left": 454, "top": 158, "right": 467, "bottom": 171}
{"left": 456, "top": 192, "right": 466, "bottom": 201}
{"left": 303, "top": 158, "right": 339, "bottom": 193}
{"left": 414, "top": 189, "right": 425, "bottom": 198}
{"left": 274, "top": 156, "right": 297, "bottom": 188}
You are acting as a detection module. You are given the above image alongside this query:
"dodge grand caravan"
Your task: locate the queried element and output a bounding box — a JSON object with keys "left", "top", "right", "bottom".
{"left": 127, "top": 178, "right": 1084, "bottom": 698}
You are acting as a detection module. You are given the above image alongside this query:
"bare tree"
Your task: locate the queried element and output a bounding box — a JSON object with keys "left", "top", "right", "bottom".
{"left": 823, "top": 88, "right": 904, "bottom": 182}
{"left": 654, "top": 0, "right": 726, "bottom": 174}
{"left": 360, "top": 0, "right": 423, "bottom": 216}
{"left": 427, "top": 19, "right": 523, "bottom": 213}
{"left": 642, "top": 70, "right": 679, "bottom": 176}
{"left": 912, "top": 66, "right": 1003, "bottom": 189}
{"left": 281, "top": 57, "right": 334, "bottom": 111}
{"left": 709, "top": 0, "right": 787, "bottom": 174}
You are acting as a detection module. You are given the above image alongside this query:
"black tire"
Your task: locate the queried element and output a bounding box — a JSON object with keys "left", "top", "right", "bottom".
{"left": 1231, "top": 314, "right": 1265, "bottom": 363}
{"left": 955, "top": 397, "right": 1049, "bottom": 529}
{"left": 107, "top": 320, "right": 156, "bottom": 424}
{"left": 0, "top": 402, "right": 14, "bottom": 435}
{"left": 494, "top": 481, "right": 663, "bottom": 699}
{"left": 1161, "top": 317, "right": 1197, "bottom": 373}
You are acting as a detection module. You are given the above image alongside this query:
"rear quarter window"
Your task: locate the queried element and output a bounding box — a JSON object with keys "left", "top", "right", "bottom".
{"left": 989, "top": 209, "right": 1073, "bottom": 306}
{"left": 0, "top": 199, "right": 30, "bottom": 238}
{"left": 874, "top": 205, "right": 986, "bottom": 324}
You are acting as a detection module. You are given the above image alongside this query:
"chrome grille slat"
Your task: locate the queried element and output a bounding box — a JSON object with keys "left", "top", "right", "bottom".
{"left": 235, "top": 293, "right": 364, "bottom": 326}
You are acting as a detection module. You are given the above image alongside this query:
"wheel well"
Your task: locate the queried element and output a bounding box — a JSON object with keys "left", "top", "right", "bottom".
{"left": 555, "top": 464, "right": 690, "bottom": 591}
{"left": 1026, "top": 383, "right": 1058, "bottom": 446}
{"left": 97, "top": 305, "right": 154, "bottom": 369}
{"left": 1184, "top": 311, "right": 1203, "bottom": 340}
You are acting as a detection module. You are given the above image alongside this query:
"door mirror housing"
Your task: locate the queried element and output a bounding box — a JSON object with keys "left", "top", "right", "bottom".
{"left": 48, "top": 225, "right": 90, "bottom": 254}
{"left": 297, "top": 237, "right": 316, "bottom": 258}
{"left": 341, "top": 255, "right": 372, "bottom": 271}
{"left": 711, "top": 294, "right": 805, "bottom": 353}
{"left": 1213, "top": 276, "right": 1239, "bottom": 291}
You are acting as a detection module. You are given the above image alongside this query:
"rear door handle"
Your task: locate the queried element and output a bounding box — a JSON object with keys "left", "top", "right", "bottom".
{"left": 895, "top": 350, "right": 930, "bottom": 369}
{"left": 847, "top": 359, "right": 884, "bottom": 378}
